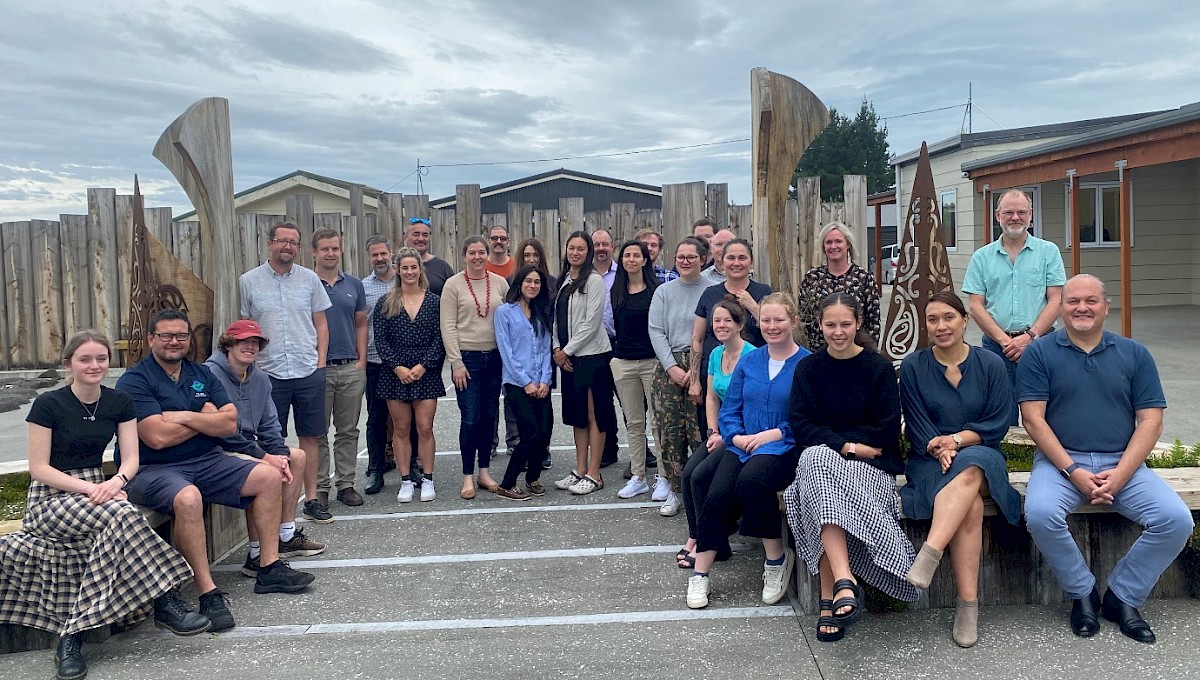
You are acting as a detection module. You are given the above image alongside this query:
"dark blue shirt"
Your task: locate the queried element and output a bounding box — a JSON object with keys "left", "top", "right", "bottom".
{"left": 115, "top": 358, "right": 232, "bottom": 465}
{"left": 322, "top": 271, "right": 367, "bottom": 361}
{"left": 1016, "top": 329, "right": 1166, "bottom": 453}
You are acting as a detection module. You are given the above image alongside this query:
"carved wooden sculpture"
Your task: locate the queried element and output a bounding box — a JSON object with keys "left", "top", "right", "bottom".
{"left": 880, "top": 143, "right": 955, "bottom": 364}
{"left": 750, "top": 68, "right": 830, "bottom": 297}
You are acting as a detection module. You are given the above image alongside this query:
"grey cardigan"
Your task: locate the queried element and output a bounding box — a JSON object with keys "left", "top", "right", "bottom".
{"left": 554, "top": 272, "right": 611, "bottom": 357}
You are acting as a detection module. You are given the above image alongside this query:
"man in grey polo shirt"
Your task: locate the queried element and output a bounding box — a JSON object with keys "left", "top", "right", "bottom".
{"left": 240, "top": 221, "right": 333, "bottom": 522}
{"left": 362, "top": 234, "right": 395, "bottom": 495}
{"left": 312, "top": 227, "right": 368, "bottom": 507}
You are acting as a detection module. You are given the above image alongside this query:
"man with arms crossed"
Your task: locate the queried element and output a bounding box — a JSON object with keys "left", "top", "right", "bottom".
{"left": 1018, "top": 274, "right": 1193, "bottom": 644}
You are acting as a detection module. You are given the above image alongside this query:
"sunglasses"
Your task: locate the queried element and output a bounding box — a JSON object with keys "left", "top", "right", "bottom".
{"left": 409, "top": 218, "right": 431, "bottom": 225}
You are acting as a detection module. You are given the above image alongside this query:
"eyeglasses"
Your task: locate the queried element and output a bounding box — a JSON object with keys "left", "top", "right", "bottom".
{"left": 675, "top": 255, "right": 700, "bottom": 263}
{"left": 151, "top": 332, "right": 191, "bottom": 342}
{"left": 998, "top": 210, "right": 1031, "bottom": 219}
{"left": 270, "top": 238, "right": 301, "bottom": 247}
{"left": 409, "top": 218, "right": 431, "bottom": 225}
{"left": 489, "top": 236, "right": 509, "bottom": 242}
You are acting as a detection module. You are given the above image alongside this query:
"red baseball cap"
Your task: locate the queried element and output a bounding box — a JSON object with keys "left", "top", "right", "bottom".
{"left": 225, "top": 319, "right": 270, "bottom": 345}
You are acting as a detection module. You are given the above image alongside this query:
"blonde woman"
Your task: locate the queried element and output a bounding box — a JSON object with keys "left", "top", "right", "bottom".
{"left": 797, "top": 221, "right": 881, "bottom": 352}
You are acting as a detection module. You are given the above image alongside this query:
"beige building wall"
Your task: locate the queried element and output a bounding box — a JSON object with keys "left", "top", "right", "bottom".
{"left": 237, "top": 184, "right": 380, "bottom": 216}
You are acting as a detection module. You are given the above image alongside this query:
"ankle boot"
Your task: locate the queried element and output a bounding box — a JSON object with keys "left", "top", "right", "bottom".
{"left": 953, "top": 598, "right": 979, "bottom": 648}
{"left": 904, "top": 542, "right": 943, "bottom": 589}
{"left": 55, "top": 632, "right": 86, "bottom": 680}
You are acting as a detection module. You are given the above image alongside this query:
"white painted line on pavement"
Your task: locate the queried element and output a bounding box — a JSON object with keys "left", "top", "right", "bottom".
{"left": 300, "top": 501, "right": 661, "bottom": 523}
{"left": 356, "top": 444, "right": 634, "bottom": 459}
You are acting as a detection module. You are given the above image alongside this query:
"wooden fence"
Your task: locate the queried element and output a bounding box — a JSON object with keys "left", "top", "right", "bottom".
{"left": 0, "top": 177, "right": 867, "bottom": 370}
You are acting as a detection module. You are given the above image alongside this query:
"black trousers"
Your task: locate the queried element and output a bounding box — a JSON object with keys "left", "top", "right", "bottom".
{"left": 693, "top": 448, "right": 797, "bottom": 553}
{"left": 501, "top": 385, "right": 553, "bottom": 489}
{"left": 365, "top": 363, "right": 389, "bottom": 475}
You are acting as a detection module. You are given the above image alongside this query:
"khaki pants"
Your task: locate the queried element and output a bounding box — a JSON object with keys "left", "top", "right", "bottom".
{"left": 317, "top": 362, "right": 367, "bottom": 493}
{"left": 610, "top": 357, "right": 658, "bottom": 479}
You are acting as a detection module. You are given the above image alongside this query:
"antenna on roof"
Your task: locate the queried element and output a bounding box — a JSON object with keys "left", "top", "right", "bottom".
{"left": 961, "top": 82, "right": 973, "bottom": 134}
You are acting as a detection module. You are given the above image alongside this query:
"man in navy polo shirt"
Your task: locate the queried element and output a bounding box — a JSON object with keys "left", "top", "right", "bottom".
{"left": 118, "top": 310, "right": 314, "bottom": 632}
{"left": 1018, "top": 274, "right": 1193, "bottom": 644}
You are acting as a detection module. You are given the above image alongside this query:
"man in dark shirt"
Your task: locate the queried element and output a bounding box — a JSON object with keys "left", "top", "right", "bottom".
{"left": 405, "top": 217, "right": 455, "bottom": 295}
{"left": 117, "top": 310, "right": 314, "bottom": 632}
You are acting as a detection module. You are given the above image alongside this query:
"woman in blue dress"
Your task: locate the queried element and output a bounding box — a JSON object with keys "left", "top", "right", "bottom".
{"left": 899, "top": 291, "right": 1022, "bottom": 648}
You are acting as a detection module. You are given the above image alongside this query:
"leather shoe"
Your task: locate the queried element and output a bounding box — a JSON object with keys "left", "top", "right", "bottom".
{"left": 337, "top": 487, "right": 364, "bottom": 507}
{"left": 364, "top": 472, "right": 384, "bottom": 495}
{"left": 1070, "top": 587, "right": 1101, "bottom": 638}
{"left": 1102, "top": 587, "right": 1156, "bottom": 644}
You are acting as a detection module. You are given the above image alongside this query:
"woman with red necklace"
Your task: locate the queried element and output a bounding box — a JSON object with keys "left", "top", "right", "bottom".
{"left": 440, "top": 235, "right": 509, "bottom": 499}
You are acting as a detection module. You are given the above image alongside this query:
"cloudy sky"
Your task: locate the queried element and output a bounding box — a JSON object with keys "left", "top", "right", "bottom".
{"left": 1, "top": 0, "right": 1197, "bottom": 221}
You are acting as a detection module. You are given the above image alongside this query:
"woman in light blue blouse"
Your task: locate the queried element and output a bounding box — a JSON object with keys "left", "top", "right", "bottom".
{"left": 684, "top": 293, "right": 810, "bottom": 609}
{"left": 493, "top": 266, "right": 555, "bottom": 501}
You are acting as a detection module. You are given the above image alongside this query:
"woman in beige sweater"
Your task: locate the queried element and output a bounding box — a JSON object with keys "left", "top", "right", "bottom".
{"left": 440, "top": 235, "right": 509, "bottom": 499}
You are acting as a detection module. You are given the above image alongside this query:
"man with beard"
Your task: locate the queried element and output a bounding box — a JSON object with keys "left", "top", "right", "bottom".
{"left": 962, "top": 189, "right": 1065, "bottom": 424}
{"left": 362, "top": 235, "right": 397, "bottom": 494}
{"left": 405, "top": 217, "right": 455, "bottom": 295}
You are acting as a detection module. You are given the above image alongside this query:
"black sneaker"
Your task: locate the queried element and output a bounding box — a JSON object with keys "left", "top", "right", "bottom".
{"left": 541, "top": 454, "right": 552, "bottom": 470}
{"left": 153, "top": 588, "right": 212, "bottom": 636}
{"left": 240, "top": 553, "right": 260, "bottom": 577}
{"left": 55, "top": 633, "right": 86, "bottom": 680}
{"left": 254, "top": 560, "right": 316, "bottom": 594}
{"left": 279, "top": 527, "right": 326, "bottom": 558}
{"left": 198, "top": 588, "right": 235, "bottom": 632}
{"left": 302, "top": 498, "right": 334, "bottom": 524}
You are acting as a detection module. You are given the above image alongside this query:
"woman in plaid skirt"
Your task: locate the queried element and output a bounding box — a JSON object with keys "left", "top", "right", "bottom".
{"left": 0, "top": 331, "right": 210, "bottom": 680}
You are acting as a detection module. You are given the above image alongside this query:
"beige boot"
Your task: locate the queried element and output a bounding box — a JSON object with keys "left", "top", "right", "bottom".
{"left": 904, "top": 542, "right": 943, "bottom": 589}
{"left": 953, "top": 598, "right": 979, "bottom": 648}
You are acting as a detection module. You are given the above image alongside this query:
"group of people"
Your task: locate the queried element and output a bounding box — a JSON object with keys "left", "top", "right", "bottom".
{"left": 0, "top": 191, "right": 1191, "bottom": 679}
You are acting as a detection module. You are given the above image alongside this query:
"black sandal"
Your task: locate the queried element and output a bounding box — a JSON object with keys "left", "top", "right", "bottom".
{"left": 816, "top": 599, "right": 844, "bottom": 642}
{"left": 831, "top": 578, "right": 863, "bottom": 626}
{"left": 676, "top": 548, "right": 696, "bottom": 569}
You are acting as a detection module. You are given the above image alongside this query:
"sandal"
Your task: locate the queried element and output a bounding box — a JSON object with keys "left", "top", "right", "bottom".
{"left": 816, "top": 599, "right": 845, "bottom": 642}
{"left": 676, "top": 548, "right": 696, "bottom": 570}
{"left": 831, "top": 578, "right": 863, "bottom": 626}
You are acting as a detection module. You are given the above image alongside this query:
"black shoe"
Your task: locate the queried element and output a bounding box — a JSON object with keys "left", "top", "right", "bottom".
{"left": 153, "top": 589, "right": 212, "bottom": 636}
{"left": 599, "top": 456, "right": 618, "bottom": 469}
{"left": 337, "top": 487, "right": 364, "bottom": 507}
{"left": 254, "top": 559, "right": 316, "bottom": 594}
{"left": 541, "top": 455, "right": 552, "bottom": 470}
{"left": 240, "top": 553, "right": 260, "bottom": 577}
{"left": 1101, "top": 587, "right": 1156, "bottom": 644}
{"left": 1069, "top": 587, "right": 1101, "bottom": 638}
{"left": 55, "top": 633, "right": 86, "bottom": 680}
{"left": 646, "top": 451, "right": 658, "bottom": 468}
{"left": 302, "top": 498, "right": 334, "bottom": 524}
{"left": 198, "top": 588, "right": 235, "bottom": 632}
{"left": 364, "top": 472, "right": 384, "bottom": 495}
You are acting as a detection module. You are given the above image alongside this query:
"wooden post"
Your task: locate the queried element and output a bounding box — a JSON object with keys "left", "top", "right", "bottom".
{"left": 30, "top": 219, "right": 64, "bottom": 366}
{"left": 456, "top": 184, "right": 482, "bottom": 239}
{"left": 706, "top": 183, "right": 729, "bottom": 230}
{"left": 1117, "top": 161, "right": 1132, "bottom": 337}
{"left": 238, "top": 213, "right": 260, "bottom": 273}
{"left": 58, "top": 214, "right": 92, "bottom": 335}
{"left": 1068, "top": 170, "right": 1081, "bottom": 277}
{"left": 2, "top": 221, "right": 36, "bottom": 368}
{"left": 559, "top": 197, "right": 584, "bottom": 237}
{"left": 507, "top": 202, "right": 533, "bottom": 251}
{"left": 114, "top": 195, "right": 135, "bottom": 340}
{"left": 172, "top": 221, "right": 202, "bottom": 274}
{"left": 285, "top": 194, "right": 315, "bottom": 268}
{"left": 661, "top": 182, "right": 706, "bottom": 264}
{"left": 729, "top": 205, "right": 753, "bottom": 236}
{"left": 349, "top": 185, "right": 364, "bottom": 218}
{"left": 0, "top": 223, "right": 9, "bottom": 371}
{"left": 377, "top": 192, "right": 406, "bottom": 246}
{"left": 874, "top": 202, "right": 884, "bottom": 290}
{"left": 794, "top": 178, "right": 821, "bottom": 281}
{"left": 535, "top": 209, "right": 561, "bottom": 270}
{"left": 431, "top": 208, "right": 458, "bottom": 269}
{"left": 342, "top": 216, "right": 363, "bottom": 276}
{"left": 843, "top": 175, "right": 868, "bottom": 270}
{"left": 584, "top": 210, "right": 611, "bottom": 234}
{"left": 87, "top": 188, "right": 121, "bottom": 349}
{"left": 981, "top": 185, "right": 992, "bottom": 244}
{"left": 610, "top": 203, "right": 636, "bottom": 246}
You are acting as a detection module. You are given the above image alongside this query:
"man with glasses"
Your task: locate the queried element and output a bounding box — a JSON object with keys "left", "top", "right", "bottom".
{"left": 484, "top": 225, "right": 515, "bottom": 279}
{"left": 239, "top": 221, "right": 333, "bottom": 521}
{"left": 963, "top": 189, "right": 1066, "bottom": 424}
{"left": 404, "top": 217, "right": 455, "bottom": 295}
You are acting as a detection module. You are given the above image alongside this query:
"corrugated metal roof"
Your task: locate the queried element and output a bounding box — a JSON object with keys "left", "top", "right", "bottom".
{"left": 430, "top": 168, "right": 662, "bottom": 208}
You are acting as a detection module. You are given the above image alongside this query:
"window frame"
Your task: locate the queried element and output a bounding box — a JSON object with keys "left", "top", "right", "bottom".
{"left": 939, "top": 189, "right": 957, "bottom": 251}
{"left": 1064, "top": 180, "right": 1130, "bottom": 249}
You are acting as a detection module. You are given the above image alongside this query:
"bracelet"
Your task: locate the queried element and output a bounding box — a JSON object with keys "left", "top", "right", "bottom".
{"left": 115, "top": 473, "right": 130, "bottom": 486}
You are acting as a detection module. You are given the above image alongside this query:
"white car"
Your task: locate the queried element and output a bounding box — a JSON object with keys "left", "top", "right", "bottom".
{"left": 881, "top": 244, "right": 899, "bottom": 284}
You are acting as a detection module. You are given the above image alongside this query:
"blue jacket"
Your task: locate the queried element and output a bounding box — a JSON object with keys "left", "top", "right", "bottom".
{"left": 205, "top": 351, "right": 288, "bottom": 458}
{"left": 495, "top": 302, "right": 553, "bottom": 388}
{"left": 720, "top": 345, "right": 810, "bottom": 462}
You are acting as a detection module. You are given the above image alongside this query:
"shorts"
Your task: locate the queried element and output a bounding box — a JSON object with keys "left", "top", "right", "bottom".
{"left": 126, "top": 451, "right": 258, "bottom": 515}
{"left": 270, "top": 369, "right": 327, "bottom": 437}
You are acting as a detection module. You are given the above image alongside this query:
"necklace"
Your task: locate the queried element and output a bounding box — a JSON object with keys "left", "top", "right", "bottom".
{"left": 465, "top": 274, "right": 492, "bottom": 318}
{"left": 77, "top": 395, "right": 99, "bottom": 422}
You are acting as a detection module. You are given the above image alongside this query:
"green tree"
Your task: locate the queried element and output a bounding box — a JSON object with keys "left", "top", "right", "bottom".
{"left": 791, "top": 98, "right": 891, "bottom": 201}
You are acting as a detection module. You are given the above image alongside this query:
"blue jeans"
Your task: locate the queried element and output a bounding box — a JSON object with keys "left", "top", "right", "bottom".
{"left": 981, "top": 336, "right": 1019, "bottom": 426}
{"left": 1025, "top": 451, "right": 1194, "bottom": 607}
{"left": 457, "top": 350, "right": 502, "bottom": 475}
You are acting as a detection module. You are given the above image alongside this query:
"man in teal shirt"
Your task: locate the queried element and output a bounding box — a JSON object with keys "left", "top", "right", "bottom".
{"left": 962, "top": 189, "right": 1066, "bottom": 424}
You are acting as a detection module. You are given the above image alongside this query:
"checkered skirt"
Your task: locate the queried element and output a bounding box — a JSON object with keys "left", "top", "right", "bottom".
{"left": 784, "top": 445, "right": 920, "bottom": 602}
{"left": 0, "top": 467, "right": 193, "bottom": 636}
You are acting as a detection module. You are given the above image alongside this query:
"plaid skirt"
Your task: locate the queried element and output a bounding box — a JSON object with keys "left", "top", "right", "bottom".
{"left": 784, "top": 445, "right": 920, "bottom": 602}
{"left": 0, "top": 467, "right": 193, "bottom": 636}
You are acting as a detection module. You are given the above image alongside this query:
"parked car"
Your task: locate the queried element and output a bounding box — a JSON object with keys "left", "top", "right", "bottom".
{"left": 881, "top": 243, "right": 899, "bottom": 284}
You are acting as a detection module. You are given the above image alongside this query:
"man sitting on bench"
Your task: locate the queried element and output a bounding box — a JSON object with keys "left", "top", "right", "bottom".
{"left": 1018, "top": 274, "right": 1193, "bottom": 644}
{"left": 117, "top": 310, "right": 315, "bottom": 632}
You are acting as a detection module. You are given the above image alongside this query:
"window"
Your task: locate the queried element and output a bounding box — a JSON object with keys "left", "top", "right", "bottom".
{"left": 1067, "top": 182, "right": 1122, "bottom": 247}
{"left": 991, "top": 186, "right": 1041, "bottom": 240}
{"left": 939, "top": 190, "right": 956, "bottom": 249}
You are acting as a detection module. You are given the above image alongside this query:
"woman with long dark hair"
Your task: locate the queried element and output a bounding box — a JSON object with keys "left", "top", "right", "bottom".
{"left": 515, "top": 237, "right": 557, "bottom": 290}
{"left": 552, "top": 231, "right": 617, "bottom": 495}
{"left": 611, "top": 240, "right": 661, "bottom": 500}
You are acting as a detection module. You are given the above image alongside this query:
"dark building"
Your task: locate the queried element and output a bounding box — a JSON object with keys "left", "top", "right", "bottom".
{"left": 430, "top": 168, "right": 662, "bottom": 213}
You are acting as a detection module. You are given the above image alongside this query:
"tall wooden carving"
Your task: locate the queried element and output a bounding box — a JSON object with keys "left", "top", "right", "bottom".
{"left": 153, "top": 97, "right": 240, "bottom": 344}
{"left": 750, "top": 68, "right": 830, "bottom": 297}
{"left": 880, "top": 143, "right": 955, "bottom": 364}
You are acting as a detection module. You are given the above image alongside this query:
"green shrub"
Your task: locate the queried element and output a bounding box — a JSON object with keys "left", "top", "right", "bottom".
{"left": 0, "top": 472, "right": 31, "bottom": 522}
{"left": 1147, "top": 439, "right": 1200, "bottom": 469}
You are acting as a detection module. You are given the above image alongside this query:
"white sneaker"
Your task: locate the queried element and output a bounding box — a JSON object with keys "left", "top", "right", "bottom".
{"left": 554, "top": 471, "right": 583, "bottom": 490}
{"left": 761, "top": 547, "right": 795, "bottom": 605}
{"left": 618, "top": 475, "right": 650, "bottom": 499}
{"left": 396, "top": 480, "right": 414, "bottom": 504}
{"left": 686, "top": 574, "right": 711, "bottom": 609}
{"left": 650, "top": 474, "right": 671, "bottom": 502}
{"left": 420, "top": 479, "right": 436, "bottom": 502}
{"left": 659, "top": 492, "right": 682, "bottom": 517}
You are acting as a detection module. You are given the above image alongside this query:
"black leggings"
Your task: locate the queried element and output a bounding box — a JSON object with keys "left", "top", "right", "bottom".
{"left": 500, "top": 385, "right": 553, "bottom": 489}
{"left": 691, "top": 447, "right": 797, "bottom": 553}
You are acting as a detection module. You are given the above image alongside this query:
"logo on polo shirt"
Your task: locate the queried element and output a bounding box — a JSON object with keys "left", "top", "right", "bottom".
{"left": 191, "top": 380, "right": 208, "bottom": 398}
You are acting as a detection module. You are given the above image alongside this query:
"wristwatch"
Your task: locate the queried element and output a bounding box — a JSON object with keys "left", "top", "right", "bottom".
{"left": 951, "top": 433, "right": 963, "bottom": 450}
{"left": 1026, "top": 329, "right": 1038, "bottom": 339}
{"left": 705, "top": 428, "right": 716, "bottom": 438}
{"left": 844, "top": 443, "right": 857, "bottom": 460}
{"left": 1060, "top": 463, "right": 1081, "bottom": 479}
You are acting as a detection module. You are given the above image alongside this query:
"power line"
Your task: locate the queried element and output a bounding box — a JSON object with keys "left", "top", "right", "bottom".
{"left": 880, "top": 103, "right": 965, "bottom": 121}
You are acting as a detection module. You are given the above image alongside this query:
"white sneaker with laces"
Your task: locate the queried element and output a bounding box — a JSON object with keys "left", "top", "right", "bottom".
{"left": 650, "top": 475, "right": 671, "bottom": 502}
{"left": 420, "top": 479, "right": 436, "bottom": 502}
{"left": 396, "top": 480, "right": 414, "bottom": 504}
{"left": 659, "top": 491, "right": 682, "bottom": 517}
{"left": 686, "top": 574, "right": 711, "bottom": 609}
{"left": 618, "top": 475, "right": 650, "bottom": 499}
{"left": 761, "top": 547, "right": 795, "bottom": 605}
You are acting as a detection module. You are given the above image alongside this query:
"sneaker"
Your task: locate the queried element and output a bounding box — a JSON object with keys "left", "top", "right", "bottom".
{"left": 650, "top": 475, "right": 671, "bottom": 502}
{"left": 568, "top": 475, "right": 602, "bottom": 495}
{"left": 198, "top": 588, "right": 235, "bottom": 632}
{"left": 240, "top": 553, "right": 260, "bottom": 577}
{"left": 762, "top": 548, "right": 796, "bottom": 605}
{"left": 527, "top": 480, "right": 546, "bottom": 496}
{"left": 302, "top": 498, "right": 333, "bottom": 524}
{"left": 153, "top": 588, "right": 212, "bottom": 636}
{"left": 554, "top": 471, "right": 583, "bottom": 490}
{"left": 541, "top": 454, "right": 552, "bottom": 470}
{"left": 659, "top": 492, "right": 683, "bottom": 517}
{"left": 55, "top": 633, "right": 86, "bottom": 680}
{"left": 686, "top": 574, "right": 711, "bottom": 609}
{"left": 254, "top": 560, "right": 316, "bottom": 594}
{"left": 420, "top": 478, "right": 436, "bottom": 502}
{"left": 618, "top": 475, "right": 650, "bottom": 499}
{"left": 279, "top": 527, "right": 325, "bottom": 558}
{"left": 397, "top": 480, "right": 415, "bottom": 503}
{"left": 496, "top": 486, "right": 531, "bottom": 501}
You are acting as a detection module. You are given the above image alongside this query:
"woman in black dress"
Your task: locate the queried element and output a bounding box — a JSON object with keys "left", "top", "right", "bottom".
{"left": 374, "top": 248, "right": 446, "bottom": 504}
